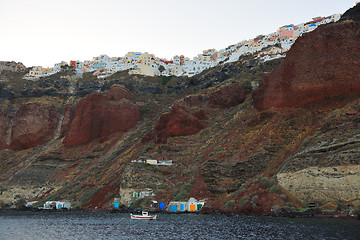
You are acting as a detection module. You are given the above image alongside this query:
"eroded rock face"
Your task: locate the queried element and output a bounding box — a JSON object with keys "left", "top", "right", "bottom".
{"left": 253, "top": 21, "right": 360, "bottom": 111}
{"left": 277, "top": 102, "right": 360, "bottom": 205}
{"left": 0, "top": 61, "right": 26, "bottom": 72}
{"left": 63, "top": 87, "right": 141, "bottom": 146}
{"left": 208, "top": 83, "right": 251, "bottom": 108}
{"left": 142, "top": 104, "right": 206, "bottom": 144}
{"left": 0, "top": 109, "right": 11, "bottom": 149}
{"left": 201, "top": 151, "right": 272, "bottom": 194}
{"left": 9, "top": 103, "right": 59, "bottom": 150}
{"left": 277, "top": 165, "right": 360, "bottom": 204}
{"left": 59, "top": 104, "right": 74, "bottom": 139}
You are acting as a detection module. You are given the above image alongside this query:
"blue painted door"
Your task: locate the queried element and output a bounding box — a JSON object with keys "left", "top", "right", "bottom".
{"left": 160, "top": 202, "right": 165, "bottom": 209}
{"left": 114, "top": 202, "right": 119, "bottom": 208}
{"left": 180, "top": 204, "right": 185, "bottom": 211}
{"left": 171, "top": 205, "right": 177, "bottom": 212}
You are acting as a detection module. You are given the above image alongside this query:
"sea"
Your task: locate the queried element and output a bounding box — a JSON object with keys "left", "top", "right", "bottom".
{"left": 0, "top": 211, "right": 359, "bottom": 240}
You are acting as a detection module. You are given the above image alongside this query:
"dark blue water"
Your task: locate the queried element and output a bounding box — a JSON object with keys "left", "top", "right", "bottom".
{"left": 0, "top": 212, "right": 359, "bottom": 240}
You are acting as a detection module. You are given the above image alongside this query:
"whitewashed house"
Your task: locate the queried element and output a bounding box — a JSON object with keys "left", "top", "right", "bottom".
{"left": 43, "top": 201, "right": 71, "bottom": 210}
{"left": 130, "top": 52, "right": 160, "bottom": 76}
{"left": 172, "top": 55, "right": 181, "bottom": 65}
{"left": 281, "top": 38, "right": 295, "bottom": 50}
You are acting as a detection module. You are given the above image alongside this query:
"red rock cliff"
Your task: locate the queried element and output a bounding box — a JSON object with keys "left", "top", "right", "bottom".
{"left": 253, "top": 21, "right": 360, "bottom": 111}
{"left": 208, "top": 83, "right": 251, "bottom": 108}
{"left": 63, "top": 87, "right": 141, "bottom": 146}
{"left": 9, "top": 103, "right": 59, "bottom": 150}
{"left": 142, "top": 104, "right": 206, "bottom": 144}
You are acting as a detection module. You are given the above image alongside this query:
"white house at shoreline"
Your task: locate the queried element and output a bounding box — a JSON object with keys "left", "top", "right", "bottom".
{"left": 42, "top": 201, "right": 71, "bottom": 210}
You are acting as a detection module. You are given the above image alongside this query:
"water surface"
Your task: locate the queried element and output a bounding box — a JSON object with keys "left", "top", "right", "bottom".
{"left": 0, "top": 211, "right": 359, "bottom": 239}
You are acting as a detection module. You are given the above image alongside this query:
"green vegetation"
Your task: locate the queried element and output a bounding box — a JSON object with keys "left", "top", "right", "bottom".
{"left": 109, "top": 178, "right": 121, "bottom": 187}
{"left": 284, "top": 202, "right": 296, "bottom": 213}
{"left": 195, "top": 154, "right": 204, "bottom": 162}
{"left": 352, "top": 206, "right": 360, "bottom": 216}
{"left": 261, "top": 178, "right": 271, "bottom": 187}
{"left": 269, "top": 184, "right": 280, "bottom": 194}
{"left": 225, "top": 200, "right": 236, "bottom": 210}
{"left": 297, "top": 208, "right": 309, "bottom": 213}
{"left": 140, "top": 103, "right": 150, "bottom": 116}
{"left": 158, "top": 65, "right": 165, "bottom": 73}
{"left": 131, "top": 197, "right": 151, "bottom": 209}
{"left": 239, "top": 195, "right": 250, "bottom": 208}
{"left": 159, "top": 75, "right": 174, "bottom": 85}
{"left": 32, "top": 201, "right": 46, "bottom": 209}
{"left": 105, "top": 192, "right": 115, "bottom": 200}
{"left": 182, "top": 166, "right": 198, "bottom": 177}
{"left": 251, "top": 195, "right": 259, "bottom": 204}
{"left": 271, "top": 205, "right": 281, "bottom": 214}
{"left": 73, "top": 188, "right": 99, "bottom": 208}
{"left": 174, "top": 183, "right": 192, "bottom": 201}
{"left": 231, "top": 186, "right": 246, "bottom": 198}
{"left": 243, "top": 81, "right": 252, "bottom": 89}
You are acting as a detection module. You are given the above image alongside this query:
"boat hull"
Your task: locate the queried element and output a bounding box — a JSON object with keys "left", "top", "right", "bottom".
{"left": 130, "top": 214, "right": 157, "bottom": 220}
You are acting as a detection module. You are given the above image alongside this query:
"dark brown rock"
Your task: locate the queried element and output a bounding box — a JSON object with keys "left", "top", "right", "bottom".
{"left": 253, "top": 21, "right": 360, "bottom": 111}
{"left": 208, "top": 83, "right": 251, "bottom": 108}
{"left": 340, "top": 3, "right": 360, "bottom": 22}
{"left": 142, "top": 104, "right": 206, "bottom": 144}
{"left": 59, "top": 104, "right": 75, "bottom": 139}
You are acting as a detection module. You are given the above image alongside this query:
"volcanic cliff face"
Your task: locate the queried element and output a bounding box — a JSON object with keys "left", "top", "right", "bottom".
{"left": 0, "top": 109, "right": 11, "bottom": 149}
{"left": 63, "top": 87, "right": 141, "bottom": 146}
{"left": 276, "top": 99, "right": 360, "bottom": 205}
{"left": 253, "top": 21, "right": 360, "bottom": 111}
{"left": 207, "top": 83, "right": 251, "bottom": 108}
{"left": 0, "top": 103, "right": 59, "bottom": 150}
{"left": 142, "top": 104, "right": 206, "bottom": 144}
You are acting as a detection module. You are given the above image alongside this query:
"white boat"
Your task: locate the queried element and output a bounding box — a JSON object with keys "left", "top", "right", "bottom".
{"left": 130, "top": 211, "right": 157, "bottom": 220}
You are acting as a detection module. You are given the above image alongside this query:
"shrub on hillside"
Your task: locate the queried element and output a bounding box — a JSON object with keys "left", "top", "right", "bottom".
{"left": 269, "top": 184, "right": 280, "bottom": 194}
{"left": 225, "top": 200, "right": 236, "bottom": 210}
{"left": 239, "top": 195, "right": 250, "bottom": 208}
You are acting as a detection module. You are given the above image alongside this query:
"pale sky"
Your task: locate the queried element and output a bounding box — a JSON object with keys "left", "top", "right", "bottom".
{"left": 0, "top": 0, "right": 356, "bottom": 68}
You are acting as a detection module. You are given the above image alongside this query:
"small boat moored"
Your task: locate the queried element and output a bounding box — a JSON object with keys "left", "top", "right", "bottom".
{"left": 130, "top": 211, "right": 157, "bottom": 220}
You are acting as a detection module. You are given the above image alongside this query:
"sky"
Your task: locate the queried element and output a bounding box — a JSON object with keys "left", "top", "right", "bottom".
{"left": 0, "top": 0, "right": 356, "bottom": 68}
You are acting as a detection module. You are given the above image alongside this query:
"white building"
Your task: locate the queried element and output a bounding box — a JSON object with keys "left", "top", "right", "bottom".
{"left": 125, "top": 52, "right": 142, "bottom": 62}
{"left": 43, "top": 201, "right": 71, "bottom": 210}
{"left": 168, "top": 197, "right": 205, "bottom": 212}
{"left": 94, "top": 54, "right": 110, "bottom": 63}
{"left": 130, "top": 52, "right": 160, "bottom": 76}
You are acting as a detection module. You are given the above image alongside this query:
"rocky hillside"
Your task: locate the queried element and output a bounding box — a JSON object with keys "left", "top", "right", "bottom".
{"left": 0, "top": 6, "right": 360, "bottom": 215}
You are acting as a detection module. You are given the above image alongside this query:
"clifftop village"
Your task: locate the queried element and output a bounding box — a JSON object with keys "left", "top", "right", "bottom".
{"left": 23, "top": 14, "right": 341, "bottom": 80}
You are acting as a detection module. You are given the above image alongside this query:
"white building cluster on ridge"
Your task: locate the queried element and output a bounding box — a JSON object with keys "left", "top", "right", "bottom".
{"left": 23, "top": 14, "right": 341, "bottom": 80}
